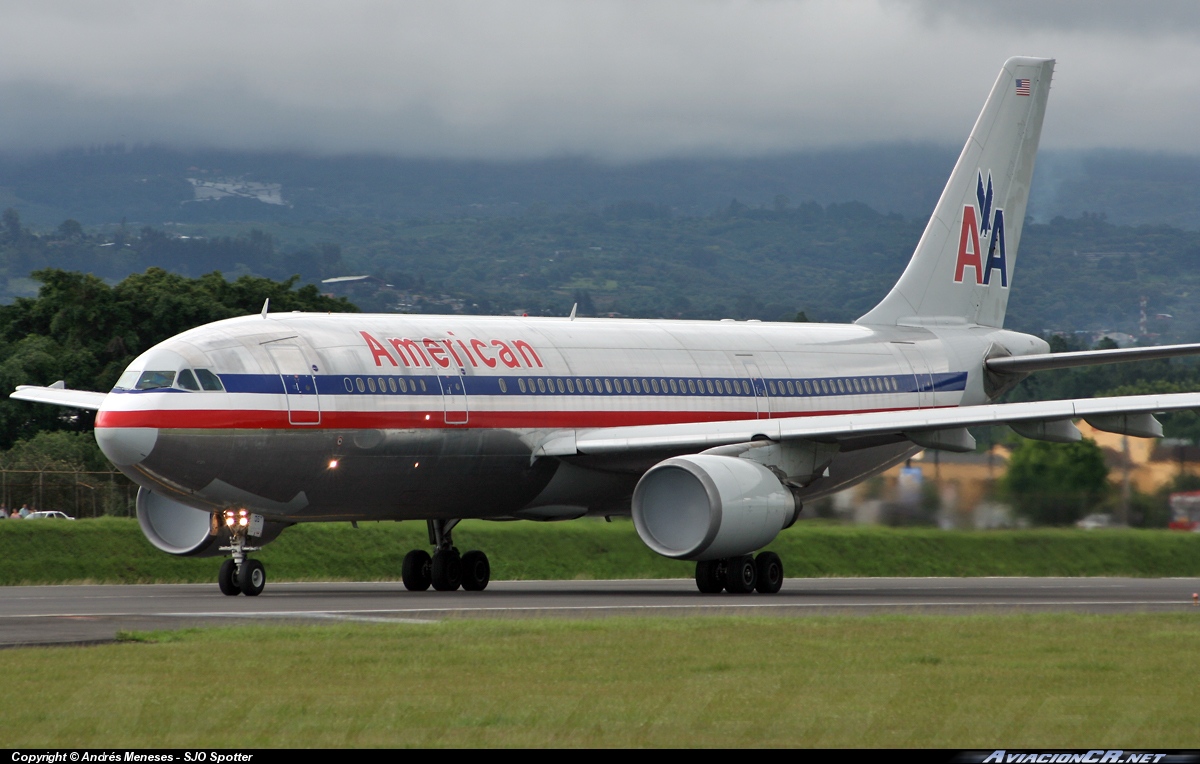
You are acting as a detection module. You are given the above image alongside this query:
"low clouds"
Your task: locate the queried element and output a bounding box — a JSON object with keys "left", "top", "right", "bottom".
{"left": 0, "top": 1, "right": 1198, "bottom": 159}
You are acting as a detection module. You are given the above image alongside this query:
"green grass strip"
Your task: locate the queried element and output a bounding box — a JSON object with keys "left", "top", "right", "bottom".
{"left": 5, "top": 517, "right": 1200, "bottom": 585}
{"left": 2, "top": 613, "right": 1199, "bottom": 747}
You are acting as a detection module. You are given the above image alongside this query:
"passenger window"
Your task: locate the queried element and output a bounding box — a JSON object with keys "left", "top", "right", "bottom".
{"left": 537, "top": 378, "right": 546, "bottom": 393}
{"left": 604, "top": 379, "right": 613, "bottom": 393}
{"left": 176, "top": 369, "right": 200, "bottom": 391}
{"left": 400, "top": 378, "right": 408, "bottom": 392}
{"left": 419, "top": 380, "right": 427, "bottom": 392}
{"left": 567, "top": 378, "right": 575, "bottom": 393}
{"left": 585, "top": 379, "right": 594, "bottom": 393}
{"left": 499, "top": 379, "right": 508, "bottom": 393}
{"left": 632, "top": 379, "right": 641, "bottom": 393}
{"left": 623, "top": 379, "right": 631, "bottom": 393}
{"left": 356, "top": 378, "right": 365, "bottom": 393}
{"left": 669, "top": 379, "right": 678, "bottom": 394}
{"left": 518, "top": 378, "right": 527, "bottom": 393}
{"left": 388, "top": 378, "right": 397, "bottom": 393}
{"left": 368, "top": 378, "right": 377, "bottom": 393}
{"left": 767, "top": 381, "right": 777, "bottom": 395}
{"left": 135, "top": 371, "right": 176, "bottom": 390}
{"left": 687, "top": 380, "right": 696, "bottom": 394}
{"left": 556, "top": 379, "right": 565, "bottom": 393}
{"left": 343, "top": 377, "right": 353, "bottom": 392}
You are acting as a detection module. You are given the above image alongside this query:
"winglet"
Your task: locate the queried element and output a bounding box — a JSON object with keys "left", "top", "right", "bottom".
{"left": 260, "top": 298, "right": 270, "bottom": 319}
{"left": 569, "top": 303, "right": 578, "bottom": 321}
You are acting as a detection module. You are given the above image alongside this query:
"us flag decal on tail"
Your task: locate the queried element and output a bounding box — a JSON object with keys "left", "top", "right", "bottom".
{"left": 1015, "top": 78, "right": 1031, "bottom": 96}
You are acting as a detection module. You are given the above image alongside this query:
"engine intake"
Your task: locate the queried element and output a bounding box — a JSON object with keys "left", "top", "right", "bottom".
{"left": 632, "top": 454, "right": 798, "bottom": 561}
{"left": 136, "top": 487, "right": 289, "bottom": 557}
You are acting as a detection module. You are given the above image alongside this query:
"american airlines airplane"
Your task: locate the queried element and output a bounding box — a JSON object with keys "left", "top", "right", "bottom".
{"left": 14, "top": 57, "right": 1200, "bottom": 597}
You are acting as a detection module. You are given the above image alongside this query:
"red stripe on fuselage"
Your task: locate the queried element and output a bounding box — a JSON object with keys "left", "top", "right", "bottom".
{"left": 94, "top": 406, "right": 928, "bottom": 430}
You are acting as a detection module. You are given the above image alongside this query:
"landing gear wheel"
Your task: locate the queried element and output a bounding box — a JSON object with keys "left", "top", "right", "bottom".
{"left": 402, "top": 549, "right": 432, "bottom": 591}
{"left": 754, "top": 552, "right": 783, "bottom": 594}
{"left": 237, "top": 559, "right": 266, "bottom": 597}
{"left": 218, "top": 558, "right": 240, "bottom": 596}
{"left": 461, "top": 550, "right": 491, "bottom": 591}
{"left": 695, "top": 560, "right": 725, "bottom": 594}
{"left": 725, "top": 555, "right": 757, "bottom": 594}
{"left": 431, "top": 549, "right": 463, "bottom": 591}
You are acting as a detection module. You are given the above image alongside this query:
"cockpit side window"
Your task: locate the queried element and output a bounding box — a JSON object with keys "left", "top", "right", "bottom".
{"left": 135, "top": 371, "right": 176, "bottom": 390}
{"left": 113, "top": 370, "right": 141, "bottom": 391}
{"left": 195, "top": 368, "right": 224, "bottom": 391}
{"left": 176, "top": 369, "right": 200, "bottom": 391}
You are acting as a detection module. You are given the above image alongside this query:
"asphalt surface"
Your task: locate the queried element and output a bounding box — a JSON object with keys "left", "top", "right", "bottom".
{"left": 1, "top": 576, "right": 1198, "bottom": 647}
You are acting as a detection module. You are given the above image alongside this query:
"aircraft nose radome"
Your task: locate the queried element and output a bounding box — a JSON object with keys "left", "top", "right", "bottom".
{"left": 95, "top": 427, "right": 159, "bottom": 467}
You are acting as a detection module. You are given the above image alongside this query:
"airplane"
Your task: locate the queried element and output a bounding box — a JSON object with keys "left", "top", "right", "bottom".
{"left": 14, "top": 56, "right": 1200, "bottom": 597}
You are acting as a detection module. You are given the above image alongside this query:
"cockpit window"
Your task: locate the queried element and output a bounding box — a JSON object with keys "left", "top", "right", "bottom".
{"left": 195, "top": 368, "right": 224, "bottom": 391}
{"left": 113, "top": 370, "right": 141, "bottom": 391}
{"left": 135, "top": 371, "right": 176, "bottom": 390}
{"left": 176, "top": 369, "right": 200, "bottom": 391}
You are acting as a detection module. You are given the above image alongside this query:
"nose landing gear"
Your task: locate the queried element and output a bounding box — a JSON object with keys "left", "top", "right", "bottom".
{"left": 402, "top": 519, "right": 491, "bottom": 592}
{"left": 216, "top": 508, "right": 266, "bottom": 597}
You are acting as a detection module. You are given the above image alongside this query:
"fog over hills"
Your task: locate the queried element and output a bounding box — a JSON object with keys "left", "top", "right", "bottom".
{"left": 2, "top": 145, "right": 1199, "bottom": 230}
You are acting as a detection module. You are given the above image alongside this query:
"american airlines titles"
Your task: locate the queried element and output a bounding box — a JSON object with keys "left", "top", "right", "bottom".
{"left": 360, "top": 331, "right": 543, "bottom": 370}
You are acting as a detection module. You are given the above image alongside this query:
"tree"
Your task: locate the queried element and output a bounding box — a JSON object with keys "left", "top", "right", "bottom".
{"left": 1001, "top": 438, "right": 1110, "bottom": 525}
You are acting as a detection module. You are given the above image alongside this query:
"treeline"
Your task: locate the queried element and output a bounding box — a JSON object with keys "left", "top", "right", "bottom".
{"left": 0, "top": 268, "right": 355, "bottom": 450}
{"left": 0, "top": 208, "right": 345, "bottom": 295}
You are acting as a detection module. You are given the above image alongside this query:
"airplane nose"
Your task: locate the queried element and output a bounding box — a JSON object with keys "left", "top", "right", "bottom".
{"left": 95, "top": 427, "right": 159, "bottom": 466}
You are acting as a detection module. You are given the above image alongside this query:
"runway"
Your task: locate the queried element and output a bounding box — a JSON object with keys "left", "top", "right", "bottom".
{"left": 1, "top": 576, "right": 1198, "bottom": 647}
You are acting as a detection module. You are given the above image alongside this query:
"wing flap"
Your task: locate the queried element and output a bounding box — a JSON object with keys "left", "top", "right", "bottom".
{"left": 572, "top": 392, "right": 1200, "bottom": 455}
{"left": 986, "top": 342, "right": 1200, "bottom": 373}
{"left": 11, "top": 385, "right": 107, "bottom": 411}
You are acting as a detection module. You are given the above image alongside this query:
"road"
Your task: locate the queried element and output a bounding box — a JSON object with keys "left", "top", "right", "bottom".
{"left": 1, "top": 577, "right": 1197, "bottom": 647}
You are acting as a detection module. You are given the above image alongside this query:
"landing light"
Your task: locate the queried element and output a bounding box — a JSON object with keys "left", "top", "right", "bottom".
{"left": 329, "top": 459, "right": 339, "bottom": 469}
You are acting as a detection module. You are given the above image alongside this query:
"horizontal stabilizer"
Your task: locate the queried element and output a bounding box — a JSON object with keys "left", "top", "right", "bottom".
{"left": 10, "top": 385, "right": 106, "bottom": 411}
{"left": 987, "top": 342, "right": 1200, "bottom": 374}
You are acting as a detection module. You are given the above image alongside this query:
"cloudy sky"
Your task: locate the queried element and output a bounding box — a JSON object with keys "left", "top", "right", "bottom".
{"left": 1, "top": 0, "right": 1199, "bottom": 160}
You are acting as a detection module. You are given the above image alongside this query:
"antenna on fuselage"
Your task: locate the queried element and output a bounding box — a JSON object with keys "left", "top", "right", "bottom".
{"left": 260, "top": 298, "right": 269, "bottom": 319}
{"left": 569, "top": 303, "right": 577, "bottom": 321}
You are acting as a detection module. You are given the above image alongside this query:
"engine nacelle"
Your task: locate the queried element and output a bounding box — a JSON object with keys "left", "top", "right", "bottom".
{"left": 632, "top": 454, "right": 798, "bottom": 561}
{"left": 136, "top": 487, "right": 289, "bottom": 557}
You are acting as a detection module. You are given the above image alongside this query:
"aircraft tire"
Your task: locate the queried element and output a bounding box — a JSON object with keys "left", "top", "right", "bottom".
{"left": 402, "top": 549, "right": 432, "bottom": 591}
{"left": 431, "top": 549, "right": 463, "bottom": 592}
{"left": 460, "top": 550, "right": 490, "bottom": 591}
{"left": 695, "top": 560, "right": 725, "bottom": 594}
{"left": 238, "top": 559, "right": 266, "bottom": 597}
{"left": 218, "top": 558, "right": 240, "bottom": 596}
{"left": 725, "top": 555, "right": 757, "bottom": 594}
{"left": 754, "top": 552, "right": 783, "bottom": 594}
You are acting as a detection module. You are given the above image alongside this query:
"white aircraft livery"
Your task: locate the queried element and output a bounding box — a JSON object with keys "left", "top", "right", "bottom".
{"left": 15, "top": 57, "right": 1200, "bottom": 596}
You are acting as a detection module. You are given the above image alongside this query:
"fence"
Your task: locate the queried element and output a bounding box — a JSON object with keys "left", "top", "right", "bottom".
{"left": 0, "top": 469, "right": 136, "bottom": 518}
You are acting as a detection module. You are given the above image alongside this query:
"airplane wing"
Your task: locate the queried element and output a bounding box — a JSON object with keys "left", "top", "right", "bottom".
{"left": 536, "top": 392, "right": 1200, "bottom": 458}
{"left": 10, "top": 384, "right": 107, "bottom": 411}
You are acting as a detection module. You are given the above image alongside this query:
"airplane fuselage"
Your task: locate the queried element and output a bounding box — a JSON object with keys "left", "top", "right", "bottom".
{"left": 94, "top": 313, "right": 1047, "bottom": 523}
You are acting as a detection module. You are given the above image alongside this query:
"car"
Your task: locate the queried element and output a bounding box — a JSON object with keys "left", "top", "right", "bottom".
{"left": 25, "top": 511, "right": 75, "bottom": 520}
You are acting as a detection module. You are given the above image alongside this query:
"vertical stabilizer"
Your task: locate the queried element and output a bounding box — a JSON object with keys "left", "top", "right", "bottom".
{"left": 857, "top": 57, "right": 1054, "bottom": 328}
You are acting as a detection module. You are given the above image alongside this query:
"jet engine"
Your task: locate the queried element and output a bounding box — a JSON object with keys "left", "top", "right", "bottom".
{"left": 631, "top": 454, "right": 799, "bottom": 561}
{"left": 136, "top": 487, "right": 289, "bottom": 557}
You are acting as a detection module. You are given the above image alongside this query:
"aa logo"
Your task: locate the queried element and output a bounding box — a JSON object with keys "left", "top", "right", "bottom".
{"left": 953, "top": 170, "right": 1008, "bottom": 287}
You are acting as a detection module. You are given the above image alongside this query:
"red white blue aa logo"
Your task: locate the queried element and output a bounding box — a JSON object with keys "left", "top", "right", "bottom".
{"left": 953, "top": 170, "right": 1007, "bottom": 287}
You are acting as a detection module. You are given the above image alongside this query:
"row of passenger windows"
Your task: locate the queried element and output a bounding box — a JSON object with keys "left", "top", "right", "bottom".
{"left": 341, "top": 374, "right": 905, "bottom": 396}
{"left": 345, "top": 376, "right": 430, "bottom": 394}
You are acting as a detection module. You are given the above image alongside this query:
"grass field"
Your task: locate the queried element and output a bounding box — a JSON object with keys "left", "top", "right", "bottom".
{"left": 4, "top": 517, "right": 1200, "bottom": 584}
{"left": 2, "top": 613, "right": 1198, "bottom": 748}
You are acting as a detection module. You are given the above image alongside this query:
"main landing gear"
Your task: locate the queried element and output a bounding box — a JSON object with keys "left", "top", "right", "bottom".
{"left": 217, "top": 508, "right": 266, "bottom": 597}
{"left": 694, "top": 552, "right": 783, "bottom": 595}
{"left": 402, "top": 519, "right": 491, "bottom": 592}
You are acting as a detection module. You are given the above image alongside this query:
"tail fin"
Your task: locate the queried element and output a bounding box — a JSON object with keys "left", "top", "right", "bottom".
{"left": 857, "top": 56, "right": 1054, "bottom": 328}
